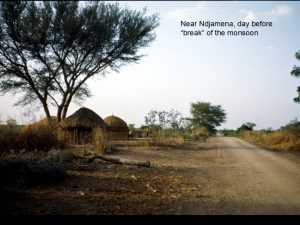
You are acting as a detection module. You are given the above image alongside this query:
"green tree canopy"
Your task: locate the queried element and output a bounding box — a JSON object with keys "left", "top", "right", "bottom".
{"left": 144, "top": 109, "right": 184, "bottom": 131}
{"left": 291, "top": 51, "right": 300, "bottom": 103}
{"left": 238, "top": 122, "right": 256, "bottom": 131}
{"left": 188, "top": 101, "right": 226, "bottom": 134}
{"left": 0, "top": 1, "right": 159, "bottom": 122}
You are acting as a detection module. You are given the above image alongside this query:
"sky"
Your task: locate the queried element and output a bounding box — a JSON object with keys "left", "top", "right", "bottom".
{"left": 0, "top": 1, "right": 300, "bottom": 130}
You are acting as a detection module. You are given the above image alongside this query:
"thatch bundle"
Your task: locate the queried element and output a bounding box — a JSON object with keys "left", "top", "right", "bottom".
{"left": 58, "top": 108, "right": 106, "bottom": 130}
{"left": 104, "top": 115, "right": 129, "bottom": 140}
{"left": 104, "top": 115, "right": 128, "bottom": 131}
{"left": 57, "top": 107, "right": 107, "bottom": 144}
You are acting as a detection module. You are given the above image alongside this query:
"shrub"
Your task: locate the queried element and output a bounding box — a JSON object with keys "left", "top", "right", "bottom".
{"left": 137, "top": 130, "right": 185, "bottom": 147}
{"left": 281, "top": 119, "right": 300, "bottom": 133}
{"left": 152, "top": 130, "right": 167, "bottom": 145}
{"left": 241, "top": 130, "right": 300, "bottom": 151}
{"left": 220, "top": 129, "right": 239, "bottom": 137}
{"left": 0, "top": 125, "right": 21, "bottom": 152}
{"left": 0, "top": 149, "right": 66, "bottom": 187}
{"left": 190, "top": 127, "right": 210, "bottom": 140}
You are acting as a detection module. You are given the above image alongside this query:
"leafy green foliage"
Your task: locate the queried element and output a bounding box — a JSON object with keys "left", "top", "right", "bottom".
{"left": 291, "top": 51, "right": 300, "bottom": 103}
{"left": 219, "top": 129, "right": 239, "bottom": 137}
{"left": 142, "top": 109, "right": 187, "bottom": 145}
{"left": 280, "top": 118, "right": 300, "bottom": 133}
{"left": 238, "top": 122, "right": 256, "bottom": 131}
{"left": 188, "top": 101, "right": 227, "bottom": 134}
{"left": 144, "top": 109, "right": 184, "bottom": 131}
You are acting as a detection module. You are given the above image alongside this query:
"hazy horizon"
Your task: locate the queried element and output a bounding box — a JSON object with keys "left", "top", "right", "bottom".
{"left": 0, "top": 1, "right": 300, "bottom": 130}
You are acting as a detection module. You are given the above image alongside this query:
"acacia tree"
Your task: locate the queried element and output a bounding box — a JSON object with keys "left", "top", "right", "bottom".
{"left": 291, "top": 51, "right": 300, "bottom": 103}
{"left": 188, "top": 101, "right": 226, "bottom": 134}
{"left": 0, "top": 1, "right": 159, "bottom": 122}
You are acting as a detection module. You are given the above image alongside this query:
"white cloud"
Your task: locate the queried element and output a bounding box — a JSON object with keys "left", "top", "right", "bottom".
{"left": 244, "top": 11, "right": 256, "bottom": 22}
{"left": 239, "top": 5, "right": 296, "bottom": 22}
{"left": 166, "top": 2, "right": 208, "bottom": 21}
{"left": 267, "top": 5, "right": 295, "bottom": 17}
{"left": 238, "top": 9, "right": 248, "bottom": 14}
{"left": 265, "top": 46, "right": 279, "bottom": 51}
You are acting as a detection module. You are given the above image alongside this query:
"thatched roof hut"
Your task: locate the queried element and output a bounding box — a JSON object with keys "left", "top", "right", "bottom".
{"left": 57, "top": 107, "right": 106, "bottom": 144}
{"left": 104, "top": 115, "right": 129, "bottom": 140}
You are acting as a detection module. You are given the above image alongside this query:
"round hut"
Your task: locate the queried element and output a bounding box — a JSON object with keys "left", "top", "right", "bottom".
{"left": 104, "top": 115, "right": 129, "bottom": 140}
{"left": 57, "top": 107, "right": 107, "bottom": 145}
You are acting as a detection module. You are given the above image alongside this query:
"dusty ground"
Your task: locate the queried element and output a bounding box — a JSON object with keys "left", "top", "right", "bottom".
{"left": 3, "top": 137, "right": 300, "bottom": 215}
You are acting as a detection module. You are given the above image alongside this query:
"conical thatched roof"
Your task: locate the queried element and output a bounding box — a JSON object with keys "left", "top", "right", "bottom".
{"left": 104, "top": 115, "right": 128, "bottom": 130}
{"left": 58, "top": 107, "right": 106, "bottom": 129}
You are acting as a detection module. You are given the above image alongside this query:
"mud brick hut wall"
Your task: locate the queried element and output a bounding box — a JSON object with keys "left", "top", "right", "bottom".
{"left": 57, "top": 107, "right": 107, "bottom": 145}
{"left": 104, "top": 116, "right": 129, "bottom": 140}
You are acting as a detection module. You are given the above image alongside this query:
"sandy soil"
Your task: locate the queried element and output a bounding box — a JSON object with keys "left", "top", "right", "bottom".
{"left": 4, "top": 137, "right": 300, "bottom": 215}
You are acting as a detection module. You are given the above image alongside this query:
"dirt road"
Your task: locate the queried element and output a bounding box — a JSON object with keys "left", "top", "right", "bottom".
{"left": 185, "top": 137, "right": 300, "bottom": 214}
{"left": 5, "top": 137, "right": 300, "bottom": 214}
{"left": 114, "top": 137, "right": 300, "bottom": 214}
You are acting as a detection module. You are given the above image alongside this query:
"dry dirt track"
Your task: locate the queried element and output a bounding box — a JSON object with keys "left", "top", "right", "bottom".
{"left": 115, "top": 137, "right": 300, "bottom": 214}
{"left": 210, "top": 137, "right": 300, "bottom": 215}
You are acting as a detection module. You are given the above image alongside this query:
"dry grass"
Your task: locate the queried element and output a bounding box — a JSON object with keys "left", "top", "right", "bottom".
{"left": 191, "top": 127, "right": 210, "bottom": 140}
{"left": 139, "top": 131, "right": 185, "bottom": 148}
{"left": 0, "top": 122, "right": 64, "bottom": 153}
{"left": 92, "top": 127, "right": 111, "bottom": 154}
{"left": 241, "top": 130, "right": 300, "bottom": 151}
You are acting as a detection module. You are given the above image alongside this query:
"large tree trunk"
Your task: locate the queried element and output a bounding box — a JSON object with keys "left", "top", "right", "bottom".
{"left": 57, "top": 91, "right": 70, "bottom": 122}
{"left": 62, "top": 94, "right": 73, "bottom": 120}
{"left": 57, "top": 105, "right": 63, "bottom": 122}
{"left": 42, "top": 102, "right": 51, "bottom": 123}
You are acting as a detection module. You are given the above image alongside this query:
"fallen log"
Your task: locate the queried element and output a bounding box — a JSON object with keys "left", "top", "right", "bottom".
{"left": 88, "top": 154, "right": 151, "bottom": 168}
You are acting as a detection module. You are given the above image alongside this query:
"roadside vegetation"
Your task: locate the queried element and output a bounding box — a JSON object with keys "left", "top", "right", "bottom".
{"left": 241, "top": 119, "right": 300, "bottom": 151}
{"left": 130, "top": 101, "right": 226, "bottom": 147}
{"left": 220, "top": 119, "right": 300, "bottom": 151}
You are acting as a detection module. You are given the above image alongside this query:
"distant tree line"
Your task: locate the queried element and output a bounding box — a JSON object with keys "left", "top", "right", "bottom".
{"left": 139, "top": 101, "right": 227, "bottom": 140}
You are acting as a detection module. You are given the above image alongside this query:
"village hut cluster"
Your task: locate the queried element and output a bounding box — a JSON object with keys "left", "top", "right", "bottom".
{"left": 56, "top": 107, "right": 129, "bottom": 145}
